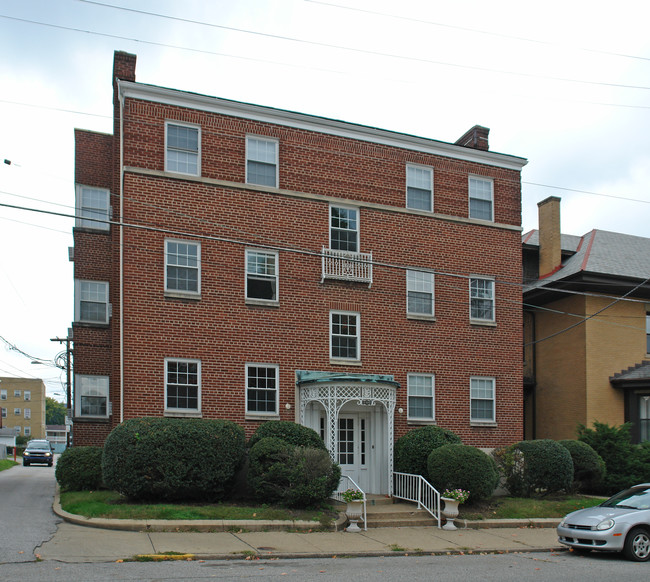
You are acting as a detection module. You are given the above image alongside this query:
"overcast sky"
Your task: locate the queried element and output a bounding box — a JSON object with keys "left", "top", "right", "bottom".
{"left": 1, "top": 0, "right": 649, "bottom": 400}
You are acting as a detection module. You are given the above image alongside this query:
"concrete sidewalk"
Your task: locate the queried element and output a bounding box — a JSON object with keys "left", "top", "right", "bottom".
{"left": 37, "top": 496, "right": 564, "bottom": 563}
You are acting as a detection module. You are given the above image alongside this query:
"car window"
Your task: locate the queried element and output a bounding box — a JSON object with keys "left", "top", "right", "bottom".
{"left": 602, "top": 486, "right": 650, "bottom": 510}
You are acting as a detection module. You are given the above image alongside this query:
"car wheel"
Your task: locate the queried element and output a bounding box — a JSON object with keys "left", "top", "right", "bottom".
{"left": 623, "top": 527, "right": 650, "bottom": 562}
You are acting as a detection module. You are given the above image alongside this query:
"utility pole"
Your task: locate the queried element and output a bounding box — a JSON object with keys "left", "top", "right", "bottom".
{"left": 51, "top": 331, "right": 73, "bottom": 447}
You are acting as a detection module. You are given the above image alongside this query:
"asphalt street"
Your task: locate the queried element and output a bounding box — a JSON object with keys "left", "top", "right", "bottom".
{"left": 0, "top": 458, "right": 60, "bottom": 563}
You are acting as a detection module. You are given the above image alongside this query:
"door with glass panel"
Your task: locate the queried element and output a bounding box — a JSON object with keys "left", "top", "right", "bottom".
{"left": 338, "top": 414, "right": 369, "bottom": 491}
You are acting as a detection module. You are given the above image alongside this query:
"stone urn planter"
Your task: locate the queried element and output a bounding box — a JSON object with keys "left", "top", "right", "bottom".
{"left": 345, "top": 499, "right": 364, "bottom": 532}
{"left": 441, "top": 497, "right": 460, "bottom": 530}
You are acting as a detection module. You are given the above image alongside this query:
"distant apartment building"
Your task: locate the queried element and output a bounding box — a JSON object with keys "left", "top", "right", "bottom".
{"left": 0, "top": 377, "right": 47, "bottom": 439}
{"left": 71, "top": 51, "right": 527, "bottom": 494}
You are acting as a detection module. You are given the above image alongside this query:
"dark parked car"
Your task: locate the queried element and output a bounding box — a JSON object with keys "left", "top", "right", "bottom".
{"left": 557, "top": 483, "right": 650, "bottom": 561}
{"left": 22, "top": 439, "right": 54, "bottom": 467}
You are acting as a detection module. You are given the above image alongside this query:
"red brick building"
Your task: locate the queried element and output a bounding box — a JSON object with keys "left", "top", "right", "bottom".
{"left": 72, "top": 51, "right": 527, "bottom": 494}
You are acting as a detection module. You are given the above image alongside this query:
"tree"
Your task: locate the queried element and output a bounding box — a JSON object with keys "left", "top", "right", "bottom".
{"left": 46, "top": 397, "right": 66, "bottom": 425}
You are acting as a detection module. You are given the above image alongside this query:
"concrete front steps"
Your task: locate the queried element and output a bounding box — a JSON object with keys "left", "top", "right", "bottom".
{"left": 359, "top": 495, "right": 439, "bottom": 528}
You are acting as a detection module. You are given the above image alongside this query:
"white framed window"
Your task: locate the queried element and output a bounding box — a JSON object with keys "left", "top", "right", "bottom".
{"left": 165, "top": 122, "right": 200, "bottom": 175}
{"left": 24, "top": 408, "right": 31, "bottom": 419}
{"left": 330, "top": 205, "right": 359, "bottom": 252}
{"left": 14, "top": 408, "right": 20, "bottom": 416}
{"left": 406, "top": 165, "right": 433, "bottom": 212}
{"left": 470, "top": 277, "right": 495, "bottom": 323}
{"left": 246, "top": 364, "right": 279, "bottom": 415}
{"left": 0, "top": 390, "right": 6, "bottom": 400}
{"left": 469, "top": 176, "right": 493, "bottom": 221}
{"left": 24, "top": 391, "right": 31, "bottom": 401}
{"left": 75, "top": 185, "right": 110, "bottom": 230}
{"left": 470, "top": 377, "right": 496, "bottom": 423}
{"left": 75, "top": 280, "right": 109, "bottom": 324}
{"left": 165, "top": 240, "right": 200, "bottom": 296}
{"left": 646, "top": 311, "right": 650, "bottom": 353}
{"left": 330, "top": 311, "right": 360, "bottom": 361}
{"left": 165, "top": 359, "right": 201, "bottom": 413}
{"left": 408, "top": 374, "right": 435, "bottom": 421}
{"left": 246, "top": 136, "right": 278, "bottom": 187}
{"left": 407, "top": 270, "right": 435, "bottom": 317}
{"left": 24, "top": 426, "right": 31, "bottom": 437}
{"left": 246, "top": 249, "right": 278, "bottom": 303}
{"left": 75, "top": 375, "right": 109, "bottom": 418}
{"left": 14, "top": 390, "right": 21, "bottom": 397}
{"left": 1, "top": 408, "right": 6, "bottom": 418}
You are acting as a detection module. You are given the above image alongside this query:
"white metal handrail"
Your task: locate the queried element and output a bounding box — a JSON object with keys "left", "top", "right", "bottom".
{"left": 332, "top": 474, "right": 367, "bottom": 531}
{"left": 393, "top": 472, "right": 441, "bottom": 527}
{"left": 322, "top": 247, "right": 373, "bottom": 284}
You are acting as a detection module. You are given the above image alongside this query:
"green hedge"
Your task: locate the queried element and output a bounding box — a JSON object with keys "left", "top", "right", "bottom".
{"left": 55, "top": 446, "right": 104, "bottom": 491}
{"left": 248, "top": 437, "right": 341, "bottom": 508}
{"left": 394, "top": 426, "right": 462, "bottom": 477}
{"left": 427, "top": 444, "right": 499, "bottom": 502}
{"left": 248, "top": 421, "right": 326, "bottom": 450}
{"left": 102, "top": 417, "right": 246, "bottom": 501}
{"left": 558, "top": 439, "right": 606, "bottom": 492}
{"left": 494, "top": 439, "right": 573, "bottom": 497}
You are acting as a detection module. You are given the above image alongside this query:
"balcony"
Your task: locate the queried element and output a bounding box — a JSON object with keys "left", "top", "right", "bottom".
{"left": 321, "top": 247, "right": 373, "bottom": 285}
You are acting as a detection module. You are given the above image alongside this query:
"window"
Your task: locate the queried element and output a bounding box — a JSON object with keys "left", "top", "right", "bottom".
{"left": 1, "top": 408, "right": 6, "bottom": 418}
{"left": 406, "top": 165, "right": 433, "bottom": 211}
{"left": 330, "top": 206, "right": 359, "bottom": 252}
{"left": 76, "top": 185, "right": 110, "bottom": 230}
{"left": 24, "top": 427, "right": 31, "bottom": 437}
{"left": 471, "top": 377, "right": 495, "bottom": 423}
{"left": 330, "top": 311, "right": 360, "bottom": 360}
{"left": 646, "top": 312, "right": 650, "bottom": 353}
{"left": 24, "top": 391, "right": 31, "bottom": 401}
{"left": 14, "top": 390, "right": 21, "bottom": 397}
{"left": 408, "top": 374, "right": 435, "bottom": 421}
{"left": 246, "top": 364, "right": 279, "bottom": 415}
{"left": 165, "top": 122, "right": 200, "bottom": 175}
{"left": 0, "top": 390, "right": 5, "bottom": 400}
{"left": 246, "top": 250, "right": 278, "bottom": 303}
{"left": 407, "top": 270, "right": 434, "bottom": 316}
{"left": 469, "top": 176, "right": 493, "bottom": 221}
{"left": 246, "top": 136, "right": 278, "bottom": 187}
{"left": 75, "top": 375, "right": 109, "bottom": 418}
{"left": 24, "top": 408, "right": 31, "bottom": 419}
{"left": 470, "top": 277, "right": 495, "bottom": 323}
{"left": 14, "top": 408, "right": 20, "bottom": 416}
{"left": 75, "top": 280, "right": 109, "bottom": 324}
{"left": 165, "top": 240, "right": 200, "bottom": 295}
{"left": 165, "top": 359, "right": 200, "bottom": 412}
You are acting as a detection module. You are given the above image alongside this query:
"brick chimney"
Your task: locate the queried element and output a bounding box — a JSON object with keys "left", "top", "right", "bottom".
{"left": 454, "top": 125, "right": 490, "bottom": 151}
{"left": 537, "top": 196, "right": 562, "bottom": 278}
{"left": 113, "top": 51, "right": 136, "bottom": 86}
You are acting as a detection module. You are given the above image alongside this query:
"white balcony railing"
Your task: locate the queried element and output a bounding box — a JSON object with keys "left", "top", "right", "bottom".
{"left": 322, "top": 247, "right": 373, "bottom": 285}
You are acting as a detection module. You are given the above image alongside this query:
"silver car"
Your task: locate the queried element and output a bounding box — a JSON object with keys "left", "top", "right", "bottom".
{"left": 557, "top": 483, "right": 650, "bottom": 561}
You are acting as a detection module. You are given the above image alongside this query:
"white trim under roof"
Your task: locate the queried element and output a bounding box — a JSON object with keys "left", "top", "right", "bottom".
{"left": 118, "top": 80, "right": 528, "bottom": 171}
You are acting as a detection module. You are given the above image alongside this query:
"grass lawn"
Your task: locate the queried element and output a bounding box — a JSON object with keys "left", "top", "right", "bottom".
{"left": 461, "top": 495, "right": 605, "bottom": 520}
{"left": 0, "top": 459, "right": 18, "bottom": 472}
{"left": 60, "top": 489, "right": 605, "bottom": 522}
{"left": 60, "top": 490, "right": 337, "bottom": 525}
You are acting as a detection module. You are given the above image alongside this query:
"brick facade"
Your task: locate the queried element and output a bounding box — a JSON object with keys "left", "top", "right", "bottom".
{"left": 72, "top": 51, "right": 526, "bottom": 465}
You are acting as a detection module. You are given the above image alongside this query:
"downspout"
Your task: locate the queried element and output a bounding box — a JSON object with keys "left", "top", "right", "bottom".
{"left": 118, "top": 81, "right": 125, "bottom": 423}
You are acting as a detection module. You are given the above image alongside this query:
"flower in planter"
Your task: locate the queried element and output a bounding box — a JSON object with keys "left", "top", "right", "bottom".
{"left": 342, "top": 488, "right": 364, "bottom": 503}
{"left": 442, "top": 488, "right": 470, "bottom": 503}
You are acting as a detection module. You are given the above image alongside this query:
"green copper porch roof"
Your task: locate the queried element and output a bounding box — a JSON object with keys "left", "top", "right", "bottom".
{"left": 296, "top": 370, "right": 400, "bottom": 387}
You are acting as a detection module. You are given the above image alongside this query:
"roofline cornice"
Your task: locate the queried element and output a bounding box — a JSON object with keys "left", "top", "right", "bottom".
{"left": 118, "top": 81, "right": 528, "bottom": 171}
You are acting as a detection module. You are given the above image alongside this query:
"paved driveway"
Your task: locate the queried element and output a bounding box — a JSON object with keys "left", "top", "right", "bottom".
{"left": 0, "top": 458, "right": 61, "bottom": 563}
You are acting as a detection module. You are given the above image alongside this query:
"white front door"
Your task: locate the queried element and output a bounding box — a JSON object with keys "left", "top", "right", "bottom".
{"left": 338, "top": 413, "right": 369, "bottom": 491}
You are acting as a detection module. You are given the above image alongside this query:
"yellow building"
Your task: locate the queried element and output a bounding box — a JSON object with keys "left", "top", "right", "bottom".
{"left": 523, "top": 197, "right": 650, "bottom": 443}
{"left": 0, "top": 377, "right": 47, "bottom": 440}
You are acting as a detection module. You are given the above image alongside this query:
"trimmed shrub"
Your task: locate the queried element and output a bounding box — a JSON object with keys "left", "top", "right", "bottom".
{"left": 55, "top": 446, "right": 104, "bottom": 491}
{"left": 248, "top": 421, "right": 326, "bottom": 450}
{"left": 558, "top": 439, "right": 606, "bottom": 492}
{"left": 427, "top": 444, "right": 499, "bottom": 502}
{"left": 494, "top": 439, "right": 573, "bottom": 497}
{"left": 102, "top": 417, "right": 246, "bottom": 501}
{"left": 248, "top": 437, "right": 341, "bottom": 507}
{"left": 394, "top": 426, "right": 462, "bottom": 477}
